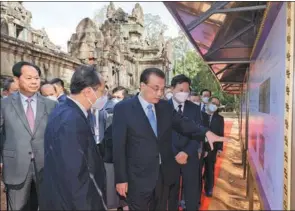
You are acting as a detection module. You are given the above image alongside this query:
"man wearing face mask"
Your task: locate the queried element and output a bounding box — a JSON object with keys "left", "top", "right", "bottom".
{"left": 167, "top": 74, "right": 203, "bottom": 211}
{"left": 40, "top": 83, "right": 58, "bottom": 101}
{"left": 202, "top": 97, "right": 224, "bottom": 197}
{"left": 89, "top": 89, "right": 108, "bottom": 156}
{"left": 189, "top": 92, "right": 201, "bottom": 106}
{"left": 104, "top": 86, "right": 128, "bottom": 115}
{"left": 164, "top": 86, "right": 173, "bottom": 100}
{"left": 102, "top": 86, "right": 129, "bottom": 210}
{"left": 200, "top": 89, "right": 211, "bottom": 113}
{"left": 112, "top": 68, "right": 228, "bottom": 211}
{"left": 40, "top": 64, "right": 107, "bottom": 211}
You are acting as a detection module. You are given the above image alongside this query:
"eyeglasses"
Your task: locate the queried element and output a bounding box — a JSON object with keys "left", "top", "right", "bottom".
{"left": 145, "top": 84, "right": 165, "bottom": 94}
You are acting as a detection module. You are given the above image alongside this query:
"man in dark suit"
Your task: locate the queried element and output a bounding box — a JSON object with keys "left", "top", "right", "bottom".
{"left": 112, "top": 68, "right": 229, "bottom": 211}
{"left": 50, "top": 78, "right": 67, "bottom": 103}
{"left": 167, "top": 74, "right": 203, "bottom": 211}
{"left": 203, "top": 97, "right": 224, "bottom": 197}
{"left": 0, "top": 61, "right": 57, "bottom": 211}
{"left": 40, "top": 65, "right": 107, "bottom": 210}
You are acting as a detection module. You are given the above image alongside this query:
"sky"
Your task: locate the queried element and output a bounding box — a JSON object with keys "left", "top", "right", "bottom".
{"left": 23, "top": 2, "right": 180, "bottom": 52}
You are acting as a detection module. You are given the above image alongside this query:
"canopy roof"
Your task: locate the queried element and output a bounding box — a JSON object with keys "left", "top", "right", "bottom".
{"left": 164, "top": 2, "right": 270, "bottom": 94}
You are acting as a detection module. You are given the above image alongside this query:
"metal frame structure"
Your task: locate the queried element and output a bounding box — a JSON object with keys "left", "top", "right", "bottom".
{"left": 164, "top": 1, "right": 268, "bottom": 94}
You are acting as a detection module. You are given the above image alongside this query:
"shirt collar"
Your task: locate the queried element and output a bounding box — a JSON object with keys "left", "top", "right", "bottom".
{"left": 138, "top": 93, "right": 154, "bottom": 110}
{"left": 19, "top": 92, "right": 37, "bottom": 102}
{"left": 67, "top": 96, "right": 88, "bottom": 117}
{"left": 172, "top": 98, "right": 184, "bottom": 110}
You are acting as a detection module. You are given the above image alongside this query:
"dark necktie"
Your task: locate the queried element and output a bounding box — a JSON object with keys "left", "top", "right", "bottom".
{"left": 178, "top": 104, "right": 183, "bottom": 114}
{"left": 202, "top": 104, "right": 206, "bottom": 112}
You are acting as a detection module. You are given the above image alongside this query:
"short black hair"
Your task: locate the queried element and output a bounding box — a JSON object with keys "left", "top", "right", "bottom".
{"left": 200, "top": 89, "right": 212, "bottom": 96}
{"left": 171, "top": 74, "right": 191, "bottom": 87}
{"left": 50, "top": 78, "right": 64, "bottom": 88}
{"left": 12, "top": 61, "right": 41, "bottom": 78}
{"left": 70, "top": 64, "right": 101, "bottom": 94}
{"left": 3, "top": 78, "right": 14, "bottom": 91}
{"left": 210, "top": 96, "right": 220, "bottom": 104}
{"left": 140, "top": 68, "right": 165, "bottom": 84}
{"left": 112, "top": 86, "right": 128, "bottom": 96}
{"left": 190, "top": 92, "right": 200, "bottom": 97}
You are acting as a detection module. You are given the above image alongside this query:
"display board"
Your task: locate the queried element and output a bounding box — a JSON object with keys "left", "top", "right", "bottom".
{"left": 247, "top": 5, "right": 286, "bottom": 210}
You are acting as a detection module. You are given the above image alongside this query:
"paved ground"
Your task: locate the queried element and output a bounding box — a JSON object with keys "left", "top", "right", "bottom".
{"left": 0, "top": 112, "right": 260, "bottom": 210}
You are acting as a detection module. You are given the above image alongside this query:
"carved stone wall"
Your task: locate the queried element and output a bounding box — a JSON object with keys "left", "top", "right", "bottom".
{"left": 0, "top": 2, "right": 172, "bottom": 92}
{"left": 68, "top": 2, "right": 172, "bottom": 91}
{"left": 0, "top": 34, "right": 81, "bottom": 88}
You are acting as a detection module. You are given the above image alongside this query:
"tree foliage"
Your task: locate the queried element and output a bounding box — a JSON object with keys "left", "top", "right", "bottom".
{"left": 173, "top": 50, "right": 235, "bottom": 106}
{"left": 143, "top": 13, "right": 168, "bottom": 43}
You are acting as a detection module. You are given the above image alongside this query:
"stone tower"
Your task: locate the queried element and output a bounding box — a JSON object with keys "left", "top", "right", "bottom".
{"left": 68, "top": 2, "right": 172, "bottom": 92}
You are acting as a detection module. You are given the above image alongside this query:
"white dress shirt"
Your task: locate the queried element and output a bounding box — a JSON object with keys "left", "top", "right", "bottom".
{"left": 19, "top": 92, "right": 37, "bottom": 119}
{"left": 91, "top": 108, "right": 100, "bottom": 144}
{"left": 138, "top": 94, "right": 161, "bottom": 164}
{"left": 172, "top": 98, "right": 184, "bottom": 113}
{"left": 138, "top": 94, "right": 156, "bottom": 118}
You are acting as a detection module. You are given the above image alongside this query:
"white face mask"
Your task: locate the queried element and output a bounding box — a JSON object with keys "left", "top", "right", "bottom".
{"left": 112, "top": 98, "right": 122, "bottom": 104}
{"left": 208, "top": 103, "right": 218, "bottom": 113}
{"left": 194, "top": 102, "right": 200, "bottom": 106}
{"left": 47, "top": 95, "right": 58, "bottom": 102}
{"left": 92, "top": 94, "right": 108, "bottom": 110}
{"left": 174, "top": 92, "right": 189, "bottom": 103}
{"left": 165, "top": 92, "right": 173, "bottom": 100}
{"left": 202, "top": 96, "right": 209, "bottom": 104}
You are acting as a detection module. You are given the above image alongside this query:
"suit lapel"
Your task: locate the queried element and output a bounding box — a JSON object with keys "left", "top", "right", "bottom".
{"left": 155, "top": 102, "right": 165, "bottom": 140}
{"left": 12, "top": 93, "right": 33, "bottom": 136}
{"left": 132, "top": 96, "right": 158, "bottom": 140}
{"left": 33, "top": 93, "right": 46, "bottom": 136}
{"left": 183, "top": 101, "right": 190, "bottom": 117}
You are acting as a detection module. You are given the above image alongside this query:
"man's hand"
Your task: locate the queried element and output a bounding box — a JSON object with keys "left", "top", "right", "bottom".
{"left": 217, "top": 150, "right": 222, "bottom": 157}
{"left": 175, "top": 151, "right": 188, "bottom": 165}
{"left": 116, "top": 182, "right": 128, "bottom": 197}
{"left": 204, "top": 152, "right": 208, "bottom": 158}
{"left": 205, "top": 131, "right": 229, "bottom": 150}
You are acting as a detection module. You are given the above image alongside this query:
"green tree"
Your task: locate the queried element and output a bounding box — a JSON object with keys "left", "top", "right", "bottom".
{"left": 173, "top": 50, "right": 236, "bottom": 106}
{"left": 144, "top": 13, "right": 168, "bottom": 43}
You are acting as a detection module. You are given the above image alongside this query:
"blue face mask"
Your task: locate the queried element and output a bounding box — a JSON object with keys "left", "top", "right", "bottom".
{"left": 208, "top": 103, "right": 218, "bottom": 113}
{"left": 112, "top": 98, "right": 122, "bottom": 104}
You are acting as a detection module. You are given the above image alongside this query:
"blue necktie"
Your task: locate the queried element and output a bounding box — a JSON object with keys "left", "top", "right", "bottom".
{"left": 202, "top": 104, "right": 206, "bottom": 112}
{"left": 147, "top": 104, "right": 157, "bottom": 137}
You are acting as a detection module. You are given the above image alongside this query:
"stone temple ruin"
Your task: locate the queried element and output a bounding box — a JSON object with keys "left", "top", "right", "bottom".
{"left": 0, "top": 2, "right": 172, "bottom": 91}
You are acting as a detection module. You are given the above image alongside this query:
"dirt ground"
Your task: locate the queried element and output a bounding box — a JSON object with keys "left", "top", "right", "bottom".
{"left": 205, "top": 113, "right": 260, "bottom": 210}
{"left": 0, "top": 112, "right": 260, "bottom": 210}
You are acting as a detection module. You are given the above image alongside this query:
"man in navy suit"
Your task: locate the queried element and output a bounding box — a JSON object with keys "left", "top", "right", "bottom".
{"left": 167, "top": 74, "right": 203, "bottom": 211}
{"left": 50, "top": 78, "right": 67, "bottom": 103}
{"left": 203, "top": 97, "right": 224, "bottom": 197}
{"left": 40, "top": 65, "right": 108, "bottom": 210}
{"left": 112, "top": 68, "right": 229, "bottom": 211}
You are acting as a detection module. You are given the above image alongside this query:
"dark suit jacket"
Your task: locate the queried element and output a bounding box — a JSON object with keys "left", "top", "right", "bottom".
{"left": 40, "top": 98, "right": 106, "bottom": 210}
{"left": 208, "top": 112, "right": 224, "bottom": 151}
{"left": 57, "top": 93, "right": 67, "bottom": 103}
{"left": 112, "top": 96, "right": 209, "bottom": 192}
{"left": 169, "top": 99, "right": 202, "bottom": 157}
